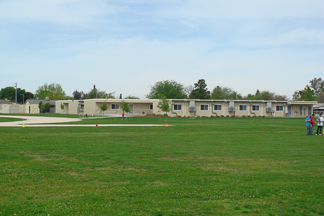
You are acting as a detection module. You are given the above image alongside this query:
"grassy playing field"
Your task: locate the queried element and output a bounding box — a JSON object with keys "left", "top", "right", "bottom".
{"left": 0, "top": 116, "right": 323, "bottom": 215}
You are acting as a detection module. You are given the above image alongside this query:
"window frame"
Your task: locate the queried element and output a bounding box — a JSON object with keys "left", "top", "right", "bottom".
{"left": 200, "top": 104, "right": 209, "bottom": 111}
{"left": 276, "top": 105, "right": 284, "bottom": 112}
{"left": 239, "top": 104, "right": 247, "bottom": 111}
{"left": 173, "top": 104, "right": 182, "bottom": 111}
{"left": 214, "top": 104, "right": 222, "bottom": 111}
{"left": 111, "top": 104, "right": 120, "bottom": 110}
{"left": 149, "top": 104, "right": 153, "bottom": 110}
{"left": 252, "top": 105, "right": 259, "bottom": 111}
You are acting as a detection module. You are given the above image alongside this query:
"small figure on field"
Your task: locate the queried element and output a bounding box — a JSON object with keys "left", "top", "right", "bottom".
{"left": 305, "top": 115, "right": 311, "bottom": 135}
{"left": 310, "top": 114, "right": 315, "bottom": 135}
{"left": 315, "top": 113, "right": 323, "bottom": 135}
{"left": 122, "top": 111, "right": 125, "bottom": 120}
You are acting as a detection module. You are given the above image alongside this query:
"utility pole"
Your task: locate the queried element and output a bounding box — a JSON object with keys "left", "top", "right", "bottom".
{"left": 15, "top": 83, "right": 17, "bottom": 104}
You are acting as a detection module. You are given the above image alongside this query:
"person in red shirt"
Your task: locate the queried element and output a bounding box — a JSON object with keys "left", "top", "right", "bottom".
{"left": 310, "top": 114, "right": 315, "bottom": 135}
{"left": 121, "top": 111, "right": 125, "bottom": 120}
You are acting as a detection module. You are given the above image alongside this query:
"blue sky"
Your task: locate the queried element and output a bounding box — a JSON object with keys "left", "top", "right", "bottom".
{"left": 1, "top": 0, "right": 323, "bottom": 99}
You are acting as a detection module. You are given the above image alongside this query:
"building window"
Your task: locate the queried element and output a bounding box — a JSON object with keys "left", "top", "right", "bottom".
{"left": 201, "top": 105, "right": 208, "bottom": 110}
{"left": 80, "top": 104, "right": 84, "bottom": 109}
{"left": 276, "top": 106, "right": 284, "bottom": 111}
{"left": 214, "top": 105, "right": 222, "bottom": 111}
{"left": 150, "top": 104, "right": 153, "bottom": 110}
{"left": 239, "top": 105, "right": 247, "bottom": 111}
{"left": 111, "top": 104, "right": 119, "bottom": 110}
{"left": 174, "top": 104, "right": 182, "bottom": 111}
{"left": 252, "top": 105, "right": 259, "bottom": 111}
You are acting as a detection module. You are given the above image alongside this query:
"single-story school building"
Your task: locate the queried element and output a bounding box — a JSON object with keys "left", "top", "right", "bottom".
{"left": 55, "top": 99, "right": 317, "bottom": 118}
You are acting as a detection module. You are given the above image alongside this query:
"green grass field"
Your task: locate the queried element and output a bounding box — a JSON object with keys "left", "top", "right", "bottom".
{"left": 0, "top": 117, "right": 26, "bottom": 122}
{"left": 0, "top": 116, "right": 323, "bottom": 216}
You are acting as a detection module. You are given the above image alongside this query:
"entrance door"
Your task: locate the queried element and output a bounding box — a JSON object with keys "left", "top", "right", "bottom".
{"left": 287, "top": 106, "right": 291, "bottom": 116}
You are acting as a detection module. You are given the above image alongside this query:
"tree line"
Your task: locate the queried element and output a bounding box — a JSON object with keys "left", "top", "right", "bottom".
{"left": 146, "top": 78, "right": 324, "bottom": 102}
{"left": 0, "top": 77, "right": 323, "bottom": 103}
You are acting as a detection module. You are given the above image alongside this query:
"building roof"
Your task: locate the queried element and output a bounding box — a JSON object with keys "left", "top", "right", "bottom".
{"left": 0, "top": 99, "right": 13, "bottom": 104}
{"left": 313, "top": 103, "right": 324, "bottom": 109}
{"left": 26, "top": 99, "right": 56, "bottom": 106}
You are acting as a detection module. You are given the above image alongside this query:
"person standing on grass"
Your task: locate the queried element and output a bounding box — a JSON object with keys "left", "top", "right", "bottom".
{"left": 306, "top": 115, "right": 311, "bottom": 135}
{"left": 310, "top": 114, "right": 315, "bottom": 135}
{"left": 316, "top": 113, "right": 323, "bottom": 135}
{"left": 121, "top": 111, "right": 125, "bottom": 120}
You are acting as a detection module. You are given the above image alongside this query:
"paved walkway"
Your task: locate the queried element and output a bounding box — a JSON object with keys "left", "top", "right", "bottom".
{"left": 0, "top": 115, "right": 168, "bottom": 127}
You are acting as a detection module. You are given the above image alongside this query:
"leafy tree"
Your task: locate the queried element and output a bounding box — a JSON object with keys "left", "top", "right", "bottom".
{"left": 100, "top": 103, "right": 108, "bottom": 116}
{"left": 120, "top": 101, "right": 131, "bottom": 113}
{"left": 318, "top": 90, "right": 324, "bottom": 103}
{"left": 157, "top": 95, "right": 170, "bottom": 123}
{"left": 0, "top": 87, "right": 15, "bottom": 101}
{"left": 244, "top": 90, "right": 286, "bottom": 100}
{"left": 293, "top": 85, "right": 317, "bottom": 101}
{"left": 86, "top": 85, "right": 115, "bottom": 99}
{"left": 73, "top": 90, "right": 86, "bottom": 100}
{"left": 35, "top": 83, "right": 66, "bottom": 100}
{"left": 210, "top": 86, "right": 241, "bottom": 99}
{"left": 25, "top": 92, "right": 35, "bottom": 101}
{"left": 0, "top": 87, "right": 34, "bottom": 103}
{"left": 120, "top": 101, "right": 131, "bottom": 120}
{"left": 125, "top": 95, "right": 139, "bottom": 99}
{"left": 60, "top": 103, "right": 64, "bottom": 110}
{"left": 309, "top": 77, "right": 324, "bottom": 96}
{"left": 146, "top": 80, "right": 187, "bottom": 99}
{"left": 38, "top": 101, "right": 45, "bottom": 113}
{"left": 184, "top": 85, "right": 194, "bottom": 98}
{"left": 189, "top": 79, "right": 210, "bottom": 99}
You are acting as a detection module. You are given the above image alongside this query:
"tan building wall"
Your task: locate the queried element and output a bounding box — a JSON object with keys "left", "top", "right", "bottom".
{"left": 0, "top": 104, "right": 9, "bottom": 113}
{"left": 167, "top": 100, "right": 317, "bottom": 118}
{"left": 56, "top": 99, "right": 156, "bottom": 116}
{"left": 25, "top": 104, "right": 40, "bottom": 114}
{"left": 0, "top": 104, "right": 26, "bottom": 114}
{"left": 55, "top": 99, "right": 317, "bottom": 118}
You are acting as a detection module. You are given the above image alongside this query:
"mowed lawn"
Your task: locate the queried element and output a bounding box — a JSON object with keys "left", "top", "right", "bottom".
{"left": 0, "top": 117, "right": 323, "bottom": 216}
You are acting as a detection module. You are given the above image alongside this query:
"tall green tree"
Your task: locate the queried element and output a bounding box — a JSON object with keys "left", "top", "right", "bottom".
{"left": 72, "top": 90, "right": 86, "bottom": 100}
{"left": 244, "top": 90, "right": 286, "bottom": 100}
{"left": 35, "top": 83, "right": 66, "bottom": 100}
{"left": 86, "top": 85, "right": 114, "bottom": 99}
{"left": 146, "top": 80, "right": 187, "bottom": 99}
{"left": 293, "top": 85, "right": 317, "bottom": 101}
{"left": 189, "top": 79, "right": 210, "bottom": 99}
{"left": 318, "top": 90, "right": 324, "bottom": 103}
{"left": 210, "top": 86, "right": 241, "bottom": 99}
{"left": 0, "top": 87, "right": 34, "bottom": 103}
{"left": 125, "top": 95, "right": 139, "bottom": 99}
{"left": 157, "top": 95, "right": 170, "bottom": 123}
{"left": 309, "top": 77, "right": 323, "bottom": 96}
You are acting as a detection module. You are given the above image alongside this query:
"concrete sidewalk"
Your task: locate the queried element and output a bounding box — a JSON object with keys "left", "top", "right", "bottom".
{"left": 0, "top": 115, "right": 81, "bottom": 127}
{"left": 0, "top": 115, "right": 169, "bottom": 127}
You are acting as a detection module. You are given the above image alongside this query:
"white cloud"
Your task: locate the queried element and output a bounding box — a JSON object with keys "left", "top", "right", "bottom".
{"left": 0, "top": 0, "right": 126, "bottom": 25}
{"left": 2, "top": 36, "right": 322, "bottom": 98}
